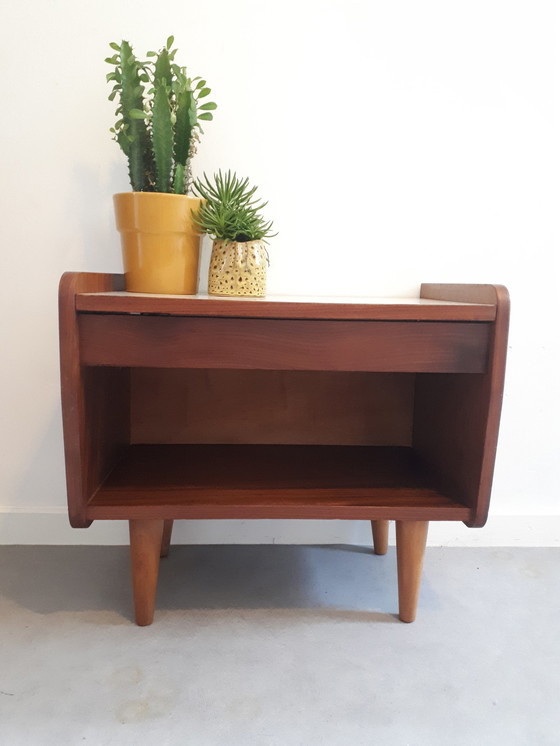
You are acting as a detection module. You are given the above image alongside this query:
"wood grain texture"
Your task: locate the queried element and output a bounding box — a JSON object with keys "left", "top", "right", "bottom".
{"left": 415, "top": 285, "right": 510, "bottom": 527}
{"left": 76, "top": 290, "right": 496, "bottom": 321}
{"left": 131, "top": 370, "right": 415, "bottom": 446}
{"left": 396, "top": 520, "right": 429, "bottom": 623}
{"left": 129, "top": 519, "right": 164, "bottom": 626}
{"left": 371, "top": 520, "right": 389, "bottom": 555}
{"left": 59, "top": 272, "right": 128, "bottom": 527}
{"left": 86, "top": 445, "right": 470, "bottom": 521}
{"left": 79, "top": 315, "right": 491, "bottom": 373}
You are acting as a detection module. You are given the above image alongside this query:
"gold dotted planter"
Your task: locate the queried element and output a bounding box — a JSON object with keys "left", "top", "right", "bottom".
{"left": 208, "top": 239, "right": 268, "bottom": 297}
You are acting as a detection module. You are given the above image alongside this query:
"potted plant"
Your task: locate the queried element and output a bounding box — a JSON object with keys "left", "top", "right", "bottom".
{"left": 106, "top": 36, "right": 216, "bottom": 294}
{"left": 193, "top": 171, "right": 276, "bottom": 297}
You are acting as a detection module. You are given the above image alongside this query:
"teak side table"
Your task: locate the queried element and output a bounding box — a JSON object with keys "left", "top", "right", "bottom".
{"left": 59, "top": 273, "right": 509, "bottom": 625}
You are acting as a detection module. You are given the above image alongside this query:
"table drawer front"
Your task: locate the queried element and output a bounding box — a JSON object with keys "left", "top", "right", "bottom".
{"left": 79, "top": 315, "right": 489, "bottom": 373}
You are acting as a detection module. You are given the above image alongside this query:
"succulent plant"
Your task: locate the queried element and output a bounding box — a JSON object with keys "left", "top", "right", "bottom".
{"left": 105, "top": 36, "right": 216, "bottom": 193}
{"left": 193, "top": 171, "right": 276, "bottom": 243}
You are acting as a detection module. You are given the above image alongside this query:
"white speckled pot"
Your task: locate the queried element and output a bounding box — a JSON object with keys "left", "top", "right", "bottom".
{"left": 208, "top": 239, "right": 268, "bottom": 297}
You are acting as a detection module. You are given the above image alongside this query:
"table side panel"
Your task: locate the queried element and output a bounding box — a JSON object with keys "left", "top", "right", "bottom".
{"left": 59, "top": 272, "right": 129, "bottom": 527}
{"left": 415, "top": 285, "right": 510, "bottom": 527}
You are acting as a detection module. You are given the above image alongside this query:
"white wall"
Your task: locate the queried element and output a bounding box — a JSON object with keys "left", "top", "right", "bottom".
{"left": 0, "top": 0, "right": 558, "bottom": 544}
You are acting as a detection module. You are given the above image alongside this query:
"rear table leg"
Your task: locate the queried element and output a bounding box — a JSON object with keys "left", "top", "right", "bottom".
{"left": 371, "top": 520, "right": 389, "bottom": 555}
{"left": 160, "top": 519, "right": 174, "bottom": 558}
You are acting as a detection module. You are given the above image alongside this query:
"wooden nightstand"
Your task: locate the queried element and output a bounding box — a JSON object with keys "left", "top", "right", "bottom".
{"left": 59, "top": 273, "right": 509, "bottom": 625}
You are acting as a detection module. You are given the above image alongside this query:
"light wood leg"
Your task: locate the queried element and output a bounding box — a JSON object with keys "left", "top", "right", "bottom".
{"left": 371, "top": 520, "right": 389, "bottom": 555}
{"left": 160, "top": 519, "right": 174, "bottom": 558}
{"left": 129, "top": 519, "right": 164, "bottom": 626}
{"left": 396, "top": 520, "right": 429, "bottom": 623}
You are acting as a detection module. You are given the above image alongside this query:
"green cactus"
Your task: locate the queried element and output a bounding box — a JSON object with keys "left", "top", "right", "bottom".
{"left": 106, "top": 41, "right": 150, "bottom": 191}
{"left": 105, "top": 37, "right": 216, "bottom": 193}
{"left": 152, "top": 81, "right": 173, "bottom": 192}
{"left": 173, "top": 81, "right": 195, "bottom": 193}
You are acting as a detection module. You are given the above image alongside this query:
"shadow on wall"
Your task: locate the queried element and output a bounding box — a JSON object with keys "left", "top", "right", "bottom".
{"left": 0, "top": 545, "right": 406, "bottom": 623}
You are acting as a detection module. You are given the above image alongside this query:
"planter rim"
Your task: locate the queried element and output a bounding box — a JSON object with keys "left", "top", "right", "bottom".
{"left": 213, "top": 238, "right": 266, "bottom": 244}
{"left": 114, "top": 191, "right": 200, "bottom": 200}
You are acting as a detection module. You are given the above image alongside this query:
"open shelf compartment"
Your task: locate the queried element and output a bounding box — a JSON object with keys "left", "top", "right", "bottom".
{"left": 86, "top": 444, "right": 470, "bottom": 521}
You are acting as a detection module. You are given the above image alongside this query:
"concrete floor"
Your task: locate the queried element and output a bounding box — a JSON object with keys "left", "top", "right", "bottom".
{"left": 0, "top": 544, "right": 558, "bottom": 745}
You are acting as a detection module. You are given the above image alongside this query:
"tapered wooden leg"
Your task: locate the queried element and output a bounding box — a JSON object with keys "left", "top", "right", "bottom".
{"left": 396, "top": 520, "right": 429, "bottom": 623}
{"left": 129, "top": 519, "right": 164, "bottom": 626}
{"left": 371, "top": 520, "right": 389, "bottom": 555}
{"left": 160, "top": 519, "right": 174, "bottom": 558}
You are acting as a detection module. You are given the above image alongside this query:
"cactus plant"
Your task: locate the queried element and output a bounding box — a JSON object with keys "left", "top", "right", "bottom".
{"left": 193, "top": 171, "right": 276, "bottom": 243}
{"left": 105, "top": 36, "right": 216, "bottom": 193}
{"left": 193, "top": 171, "right": 276, "bottom": 297}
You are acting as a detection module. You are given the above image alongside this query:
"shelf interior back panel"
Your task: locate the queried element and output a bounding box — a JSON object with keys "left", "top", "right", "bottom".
{"left": 87, "top": 445, "right": 471, "bottom": 521}
{"left": 130, "top": 370, "right": 416, "bottom": 446}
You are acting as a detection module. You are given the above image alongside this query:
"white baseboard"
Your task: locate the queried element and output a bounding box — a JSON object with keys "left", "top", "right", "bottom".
{"left": 0, "top": 509, "right": 559, "bottom": 546}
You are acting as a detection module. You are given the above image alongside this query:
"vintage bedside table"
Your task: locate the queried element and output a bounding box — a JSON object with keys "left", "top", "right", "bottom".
{"left": 59, "top": 273, "right": 509, "bottom": 625}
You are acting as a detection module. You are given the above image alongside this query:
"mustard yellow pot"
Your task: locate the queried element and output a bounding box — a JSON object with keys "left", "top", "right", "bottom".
{"left": 208, "top": 239, "right": 268, "bottom": 297}
{"left": 114, "top": 192, "right": 203, "bottom": 294}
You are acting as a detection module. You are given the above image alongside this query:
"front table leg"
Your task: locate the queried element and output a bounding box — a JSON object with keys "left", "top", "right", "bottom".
{"left": 396, "top": 520, "right": 429, "bottom": 623}
{"left": 129, "top": 519, "right": 165, "bottom": 626}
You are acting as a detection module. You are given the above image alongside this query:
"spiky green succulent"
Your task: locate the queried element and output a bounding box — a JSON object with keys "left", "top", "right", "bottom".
{"left": 105, "top": 36, "right": 216, "bottom": 193}
{"left": 193, "top": 171, "right": 277, "bottom": 243}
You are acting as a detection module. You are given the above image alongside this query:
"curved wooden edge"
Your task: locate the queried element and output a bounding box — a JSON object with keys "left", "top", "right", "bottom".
{"left": 421, "top": 284, "right": 510, "bottom": 528}
{"left": 59, "top": 271, "right": 125, "bottom": 297}
{"left": 467, "top": 286, "right": 510, "bottom": 527}
{"left": 420, "top": 283, "right": 503, "bottom": 306}
{"left": 59, "top": 272, "right": 125, "bottom": 528}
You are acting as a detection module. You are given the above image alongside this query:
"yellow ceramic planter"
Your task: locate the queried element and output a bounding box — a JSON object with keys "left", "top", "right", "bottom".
{"left": 208, "top": 239, "right": 268, "bottom": 296}
{"left": 114, "top": 192, "right": 203, "bottom": 294}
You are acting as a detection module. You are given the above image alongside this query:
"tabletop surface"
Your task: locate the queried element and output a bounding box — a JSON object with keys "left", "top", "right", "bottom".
{"left": 76, "top": 291, "right": 496, "bottom": 321}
